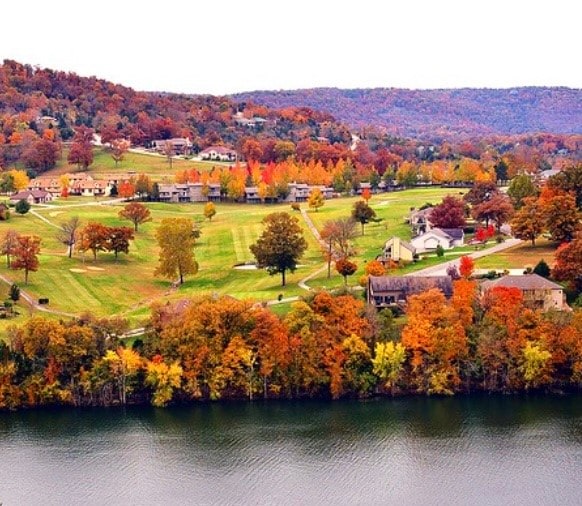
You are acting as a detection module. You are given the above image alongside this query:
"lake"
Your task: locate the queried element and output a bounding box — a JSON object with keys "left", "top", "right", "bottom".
{"left": 1, "top": 395, "right": 581, "bottom": 505}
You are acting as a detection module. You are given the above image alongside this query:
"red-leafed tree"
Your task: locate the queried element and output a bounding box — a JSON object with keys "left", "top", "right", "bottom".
{"left": 459, "top": 256, "right": 475, "bottom": 278}
{"left": 118, "top": 181, "right": 136, "bottom": 200}
{"left": 429, "top": 195, "right": 466, "bottom": 229}
{"left": 471, "top": 193, "right": 514, "bottom": 231}
{"left": 552, "top": 232, "right": 582, "bottom": 292}
{"left": 68, "top": 126, "right": 94, "bottom": 169}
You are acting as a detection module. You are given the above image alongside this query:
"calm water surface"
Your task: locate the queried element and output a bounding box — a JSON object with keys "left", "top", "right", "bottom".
{"left": 0, "top": 395, "right": 581, "bottom": 505}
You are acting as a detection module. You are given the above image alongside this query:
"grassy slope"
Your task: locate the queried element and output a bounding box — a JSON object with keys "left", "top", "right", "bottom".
{"left": 38, "top": 147, "right": 225, "bottom": 179}
{"left": 474, "top": 238, "right": 558, "bottom": 270}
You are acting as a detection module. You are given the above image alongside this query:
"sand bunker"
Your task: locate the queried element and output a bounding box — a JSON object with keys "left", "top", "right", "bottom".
{"left": 49, "top": 211, "right": 64, "bottom": 217}
{"left": 69, "top": 268, "right": 86, "bottom": 273}
{"left": 86, "top": 266, "right": 105, "bottom": 271}
{"left": 233, "top": 263, "right": 258, "bottom": 270}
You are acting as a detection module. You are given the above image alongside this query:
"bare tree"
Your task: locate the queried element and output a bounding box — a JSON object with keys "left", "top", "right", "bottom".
{"left": 56, "top": 216, "right": 81, "bottom": 258}
{"left": 163, "top": 141, "right": 175, "bottom": 169}
{"left": 320, "top": 218, "right": 357, "bottom": 278}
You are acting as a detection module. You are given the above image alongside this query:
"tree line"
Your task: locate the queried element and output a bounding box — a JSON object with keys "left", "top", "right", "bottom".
{"left": 0, "top": 283, "right": 580, "bottom": 410}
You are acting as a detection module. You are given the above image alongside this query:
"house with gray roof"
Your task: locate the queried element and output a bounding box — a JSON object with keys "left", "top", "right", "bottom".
{"left": 480, "top": 273, "right": 567, "bottom": 311}
{"left": 411, "top": 227, "right": 464, "bottom": 253}
{"left": 367, "top": 275, "right": 453, "bottom": 308}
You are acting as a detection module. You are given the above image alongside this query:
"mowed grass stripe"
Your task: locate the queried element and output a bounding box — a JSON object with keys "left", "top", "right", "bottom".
{"left": 230, "top": 227, "right": 246, "bottom": 263}
{"left": 38, "top": 269, "right": 101, "bottom": 310}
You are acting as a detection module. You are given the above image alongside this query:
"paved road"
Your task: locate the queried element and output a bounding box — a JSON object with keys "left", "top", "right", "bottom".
{"left": 408, "top": 238, "right": 522, "bottom": 276}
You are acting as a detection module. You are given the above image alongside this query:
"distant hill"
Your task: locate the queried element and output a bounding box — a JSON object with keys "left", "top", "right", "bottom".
{"left": 233, "top": 87, "right": 582, "bottom": 140}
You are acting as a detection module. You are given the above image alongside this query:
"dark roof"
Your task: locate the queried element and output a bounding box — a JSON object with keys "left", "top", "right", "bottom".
{"left": 369, "top": 275, "right": 453, "bottom": 297}
{"left": 481, "top": 274, "right": 563, "bottom": 291}
{"left": 440, "top": 228, "right": 464, "bottom": 240}
{"left": 10, "top": 190, "right": 50, "bottom": 200}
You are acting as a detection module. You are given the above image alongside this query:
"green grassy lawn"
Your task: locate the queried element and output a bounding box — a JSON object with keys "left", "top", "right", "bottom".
{"left": 0, "top": 188, "right": 475, "bottom": 330}
{"left": 37, "top": 147, "right": 225, "bottom": 180}
{"left": 474, "top": 238, "right": 558, "bottom": 270}
{"left": 305, "top": 188, "right": 468, "bottom": 286}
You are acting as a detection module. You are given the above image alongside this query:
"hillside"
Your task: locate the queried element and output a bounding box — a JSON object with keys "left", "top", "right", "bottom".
{"left": 233, "top": 87, "right": 582, "bottom": 140}
{"left": 0, "top": 60, "right": 351, "bottom": 171}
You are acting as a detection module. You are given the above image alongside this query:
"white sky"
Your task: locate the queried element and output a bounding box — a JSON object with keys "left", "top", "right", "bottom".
{"left": 1, "top": 0, "right": 580, "bottom": 94}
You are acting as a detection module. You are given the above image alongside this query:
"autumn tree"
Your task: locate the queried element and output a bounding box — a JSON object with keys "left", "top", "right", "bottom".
{"left": 250, "top": 212, "right": 307, "bottom": 286}
{"left": 106, "top": 226, "right": 134, "bottom": 260}
{"left": 135, "top": 174, "right": 153, "bottom": 200}
{"left": 335, "top": 258, "right": 358, "bottom": 286}
{"left": 145, "top": 355, "right": 183, "bottom": 407}
{"left": 552, "top": 232, "right": 582, "bottom": 292}
{"left": 79, "top": 222, "right": 109, "bottom": 261}
{"left": 401, "top": 289, "right": 467, "bottom": 395}
{"left": 372, "top": 341, "right": 406, "bottom": 394}
{"left": 471, "top": 193, "right": 513, "bottom": 231}
{"left": 307, "top": 188, "right": 325, "bottom": 212}
{"left": 118, "top": 180, "right": 136, "bottom": 200}
{"left": 155, "top": 217, "right": 199, "bottom": 285}
{"left": 22, "top": 138, "right": 61, "bottom": 172}
{"left": 0, "top": 229, "right": 20, "bottom": 267}
{"left": 543, "top": 193, "right": 580, "bottom": 243}
{"left": 56, "top": 216, "right": 81, "bottom": 258}
{"left": 463, "top": 181, "right": 499, "bottom": 206}
{"left": 548, "top": 165, "right": 582, "bottom": 209}
{"left": 68, "top": 126, "right": 94, "bottom": 169}
{"left": 203, "top": 202, "right": 216, "bottom": 221}
{"left": 320, "top": 218, "right": 357, "bottom": 278}
{"left": 429, "top": 195, "right": 466, "bottom": 229}
{"left": 8, "top": 170, "right": 30, "bottom": 191}
{"left": 110, "top": 138, "right": 130, "bottom": 167}
{"left": 458, "top": 255, "right": 475, "bottom": 278}
{"left": 11, "top": 235, "right": 41, "bottom": 284}
{"left": 361, "top": 187, "right": 372, "bottom": 203}
{"left": 102, "top": 347, "right": 143, "bottom": 405}
{"left": 510, "top": 197, "right": 544, "bottom": 246}
{"left": 119, "top": 202, "right": 152, "bottom": 232}
{"left": 352, "top": 200, "right": 376, "bottom": 235}
{"left": 507, "top": 174, "right": 538, "bottom": 209}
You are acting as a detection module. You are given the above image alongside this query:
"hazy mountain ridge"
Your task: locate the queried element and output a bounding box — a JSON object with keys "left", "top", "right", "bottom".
{"left": 233, "top": 87, "right": 582, "bottom": 140}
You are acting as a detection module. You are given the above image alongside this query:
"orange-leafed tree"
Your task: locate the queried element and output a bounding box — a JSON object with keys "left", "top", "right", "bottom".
{"left": 119, "top": 202, "right": 152, "bottom": 232}
{"left": 79, "top": 222, "right": 109, "bottom": 261}
{"left": 510, "top": 196, "right": 545, "bottom": 246}
{"left": 118, "top": 180, "right": 136, "bottom": 200}
{"left": 335, "top": 258, "right": 357, "bottom": 286}
{"left": 11, "top": 235, "right": 41, "bottom": 284}
{"left": 401, "top": 288, "right": 467, "bottom": 395}
{"left": 361, "top": 187, "right": 372, "bottom": 203}
{"left": 249, "top": 308, "right": 290, "bottom": 398}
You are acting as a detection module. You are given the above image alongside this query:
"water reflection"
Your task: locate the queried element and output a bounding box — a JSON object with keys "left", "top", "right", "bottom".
{"left": 1, "top": 395, "right": 581, "bottom": 505}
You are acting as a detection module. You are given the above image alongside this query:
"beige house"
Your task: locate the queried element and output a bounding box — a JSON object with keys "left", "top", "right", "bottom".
{"left": 480, "top": 274, "right": 567, "bottom": 311}
{"left": 379, "top": 237, "right": 416, "bottom": 263}
{"left": 10, "top": 190, "right": 53, "bottom": 204}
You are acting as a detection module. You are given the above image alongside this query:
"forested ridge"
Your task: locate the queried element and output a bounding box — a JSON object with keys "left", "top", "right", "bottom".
{"left": 234, "top": 87, "right": 582, "bottom": 140}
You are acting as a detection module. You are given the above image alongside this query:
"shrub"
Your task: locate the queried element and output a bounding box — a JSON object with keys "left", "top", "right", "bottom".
{"left": 436, "top": 245, "right": 445, "bottom": 257}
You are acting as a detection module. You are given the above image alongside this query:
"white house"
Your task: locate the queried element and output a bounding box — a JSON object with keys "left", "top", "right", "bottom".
{"left": 411, "top": 228, "right": 464, "bottom": 253}
{"left": 199, "top": 146, "right": 237, "bottom": 161}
